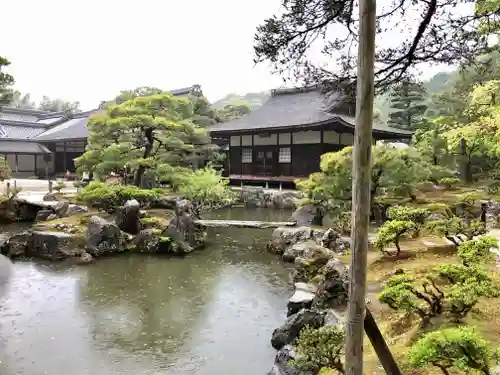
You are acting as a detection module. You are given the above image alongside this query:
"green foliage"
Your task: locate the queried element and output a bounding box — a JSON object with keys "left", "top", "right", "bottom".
{"left": 458, "top": 192, "right": 477, "bottom": 208}
{"left": 76, "top": 181, "right": 158, "bottom": 212}
{"left": 378, "top": 264, "right": 497, "bottom": 324}
{"left": 413, "top": 124, "right": 450, "bottom": 167}
{"left": 8, "top": 90, "right": 35, "bottom": 109}
{"left": 426, "top": 217, "right": 487, "bottom": 245}
{"left": 297, "top": 145, "right": 435, "bottom": 214}
{"left": 212, "top": 91, "right": 269, "bottom": 111}
{"left": 53, "top": 181, "right": 66, "bottom": 193}
{"left": 388, "top": 80, "right": 428, "bottom": 131}
{"left": 217, "top": 103, "right": 251, "bottom": 122}
{"left": 408, "top": 326, "right": 499, "bottom": 375}
{"left": 485, "top": 180, "right": 500, "bottom": 195}
{"left": 457, "top": 236, "right": 498, "bottom": 266}
{"left": 176, "top": 166, "right": 237, "bottom": 213}
{"left": 374, "top": 220, "right": 418, "bottom": 255}
{"left": 292, "top": 325, "right": 346, "bottom": 374}
{"left": 0, "top": 158, "right": 11, "bottom": 181}
{"left": 386, "top": 206, "right": 430, "bottom": 224}
{"left": 140, "top": 217, "right": 164, "bottom": 230}
{"left": 438, "top": 177, "right": 460, "bottom": 189}
{"left": 0, "top": 56, "right": 14, "bottom": 105}
{"left": 75, "top": 93, "right": 213, "bottom": 187}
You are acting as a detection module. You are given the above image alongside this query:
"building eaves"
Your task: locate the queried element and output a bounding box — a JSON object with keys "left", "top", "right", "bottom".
{"left": 0, "top": 139, "right": 52, "bottom": 154}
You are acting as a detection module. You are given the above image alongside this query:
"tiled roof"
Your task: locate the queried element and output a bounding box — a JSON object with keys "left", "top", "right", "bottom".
{"left": 209, "top": 87, "right": 413, "bottom": 137}
{"left": 33, "top": 85, "right": 205, "bottom": 142}
{"left": 0, "top": 140, "right": 51, "bottom": 154}
{"left": 0, "top": 124, "right": 46, "bottom": 139}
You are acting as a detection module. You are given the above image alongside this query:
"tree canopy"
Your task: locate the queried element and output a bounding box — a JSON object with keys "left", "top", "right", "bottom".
{"left": 75, "top": 93, "right": 213, "bottom": 187}
{"left": 0, "top": 56, "right": 14, "bottom": 105}
{"left": 388, "top": 80, "right": 428, "bottom": 130}
{"left": 38, "top": 96, "right": 81, "bottom": 113}
{"left": 253, "top": 0, "right": 499, "bottom": 92}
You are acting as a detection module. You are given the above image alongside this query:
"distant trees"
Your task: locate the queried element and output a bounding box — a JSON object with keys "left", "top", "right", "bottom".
{"left": 0, "top": 56, "right": 14, "bottom": 105}
{"left": 388, "top": 81, "right": 428, "bottom": 130}
{"left": 38, "top": 96, "right": 81, "bottom": 113}
{"left": 9, "top": 90, "right": 35, "bottom": 109}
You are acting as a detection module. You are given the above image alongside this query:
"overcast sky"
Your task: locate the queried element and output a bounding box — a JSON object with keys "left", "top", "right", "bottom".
{"left": 2, "top": 0, "right": 455, "bottom": 111}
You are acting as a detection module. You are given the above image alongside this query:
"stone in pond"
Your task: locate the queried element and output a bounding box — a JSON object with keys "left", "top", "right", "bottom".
{"left": 116, "top": 199, "right": 141, "bottom": 235}
{"left": 53, "top": 201, "right": 70, "bottom": 217}
{"left": 268, "top": 226, "right": 313, "bottom": 255}
{"left": 85, "top": 215, "right": 125, "bottom": 257}
{"left": 288, "top": 204, "right": 323, "bottom": 226}
{"left": 28, "top": 231, "right": 85, "bottom": 261}
{"left": 35, "top": 209, "right": 53, "bottom": 222}
{"left": 287, "top": 284, "right": 316, "bottom": 316}
{"left": 270, "top": 309, "right": 324, "bottom": 350}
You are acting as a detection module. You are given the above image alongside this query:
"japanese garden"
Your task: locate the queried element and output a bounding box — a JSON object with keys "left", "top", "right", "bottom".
{"left": 0, "top": 0, "right": 499, "bottom": 374}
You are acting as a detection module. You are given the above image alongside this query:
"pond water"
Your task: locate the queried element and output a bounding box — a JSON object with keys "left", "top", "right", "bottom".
{"left": 0, "top": 208, "right": 294, "bottom": 375}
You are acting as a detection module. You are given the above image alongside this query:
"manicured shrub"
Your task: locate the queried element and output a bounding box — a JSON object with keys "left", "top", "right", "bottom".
{"left": 409, "top": 326, "right": 498, "bottom": 375}
{"left": 76, "top": 181, "right": 158, "bottom": 212}
{"left": 292, "top": 325, "right": 345, "bottom": 374}
{"left": 457, "top": 236, "right": 498, "bottom": 266}
{"left": 374, "top": 220, "right": 418, "bottom": 255}
{"left": 386, "top": 206, "right": 430, "bottom": 225}
{"left": 0, "top": 158, "right": 11, "bottom": 181}
{"left": 53, "top": 181, "right": 66, "bottom": 193}
{"left": 438, "top": 177, "right": 460, "bottom": 189}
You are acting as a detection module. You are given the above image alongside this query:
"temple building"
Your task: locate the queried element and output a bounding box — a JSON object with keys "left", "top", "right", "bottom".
{"left": 209, "top": 85, "right": 413, "bottom": 187}
{"left": 0, "top": 85, "right": 202, "bottom": 178}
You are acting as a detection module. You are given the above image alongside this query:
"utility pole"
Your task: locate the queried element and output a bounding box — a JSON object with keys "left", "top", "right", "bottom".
{"left": 345, "top": 0, "right": 377, "bottom": 371}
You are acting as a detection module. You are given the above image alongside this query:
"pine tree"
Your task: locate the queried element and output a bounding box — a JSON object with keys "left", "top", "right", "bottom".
{"left": 0, "top": 56, "right": 14, "bottom": 105}
{"left": 388, "top": 81, "right": 428, "bottom": 130}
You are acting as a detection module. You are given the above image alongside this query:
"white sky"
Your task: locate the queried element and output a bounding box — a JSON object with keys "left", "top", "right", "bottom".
{"left": 1, "top": 0, "right": 455, "bottom": 111}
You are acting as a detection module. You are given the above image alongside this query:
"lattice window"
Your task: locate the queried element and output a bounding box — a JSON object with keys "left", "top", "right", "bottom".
{"left": 242, "top": 148, "right": 252, "bottom": 163}
{"left": 279, "top": 147, "right": 291, "bottom": 163}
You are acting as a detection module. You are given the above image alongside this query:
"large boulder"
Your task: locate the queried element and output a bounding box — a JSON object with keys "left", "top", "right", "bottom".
{"left": 320, "top": 228, "right": 350, "bottom": 254}
{"left": 66, "top": 204, "right": 88, "bottom": 217}
{"left": 289, "top": 204, "right": 323, "bottom": 227}
{"left": 85, "top": 215, "right": 125, "bottom": 256}
{"left": 164, "top": 199, "right": 206, "bottom": 253}
{"left": 271, "top": 309, "right": 324, "bottom": 350}
{"left": 115, "top": 199, "right": 141, "bottom": 234}
{"left": 312, "top": 259, "right": 349, "bottom": 309}
{"left": 268, "top": 227, "right": 313, "bottom": 255}
{"left": 28, "top": 231, "right": 91, "bottom": 262}
{"left": 35, "top": 209, "right": 54, "bottom": 222}
{"left": 293, "top": 245, "right": 336, "bottom": 283}
{"left": 53, "top": 201, "right": 70, "bottom": 217}
{"left": 134, "top": 229, "right": 173, "bottom": 254}
{"left": 287, "top": 282, "right": 317, "bottom": 316}
{"left": 150, "top": 195, "right": 182, "bottom": 209}
{"left": 0, "top": 231, "right": 31, "bottom": 257}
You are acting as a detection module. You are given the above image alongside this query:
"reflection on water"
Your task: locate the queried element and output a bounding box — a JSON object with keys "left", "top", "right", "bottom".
{"left": 0, "top": 208, "right": 294, "bottom": 375}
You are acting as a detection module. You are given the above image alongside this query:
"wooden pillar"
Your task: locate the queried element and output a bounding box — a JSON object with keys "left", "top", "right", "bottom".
{"left": 34, "top": 154, "right": 38, "bottom": 177}
{"left": 345, "top": 0, "right": 376, "bottom": 371}
{"left": 63, "top": 142, "right": 67, "bottom": 173}
{"left": 14, "top": 154, "right": 19, "bottom": 177}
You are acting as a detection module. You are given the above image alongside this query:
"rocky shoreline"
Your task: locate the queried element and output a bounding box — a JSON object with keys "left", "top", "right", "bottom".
{"left": 0, "top": 196, "right": 207, "bottom": 264}
{"left": 264, "top": 209, "right": 351, "bottom": 375}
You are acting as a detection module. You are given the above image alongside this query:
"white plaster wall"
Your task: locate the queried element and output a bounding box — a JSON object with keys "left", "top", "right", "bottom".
{"left": 341, "top": 133, "right": 354, "bottom": 145}
{"left": 253, "top": 133, "right": 278, "bottom": 145}
{"left": 230, "top": 136, "right": 241, "bottom": 146}
{"left": 278, "top": 133, "right": 291, "bottom": 145}
{"left": 17, "top": 155, "right": 35, "bottom": 172}
{"left": 241, "top": 135, "right": 252, "bottom": 146}
{"left": 323, "top": 130, "right": 340, "bottom": 144}
{"left": 292, "top": 130, "right": 321, "bottom": 144}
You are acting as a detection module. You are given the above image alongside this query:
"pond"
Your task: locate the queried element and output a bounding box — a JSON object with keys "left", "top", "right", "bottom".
{"left": 0, "top": 208, "right": 294, "bottom": 375}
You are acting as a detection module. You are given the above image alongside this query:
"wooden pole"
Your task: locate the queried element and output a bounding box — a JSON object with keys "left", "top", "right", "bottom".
{"left": 345, "top": 0, "right": 377, "bottom": 371}
{"left": 364, "top": 308, "right": 402, "bottom": 375}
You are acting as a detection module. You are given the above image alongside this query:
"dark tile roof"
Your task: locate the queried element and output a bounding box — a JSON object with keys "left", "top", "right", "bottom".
{"left": 0, "top": 124, "right": 46, "bottom": 139}
{"left": 0, "top": 140, "right": 51, "bottom": 154}
{"left": 209, "top": 87, "right": 412, "bottom": 137}
{"left": 34, "top": 85, "right": 205, "bottom": 142}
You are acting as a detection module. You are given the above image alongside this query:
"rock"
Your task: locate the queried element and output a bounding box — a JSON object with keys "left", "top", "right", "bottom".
{"left": 271, "top": 309, "right": 324, "bottom": 350}
{"left": 150, "top": 196, "right": 181, "bottom": 209}
{"left": 66, "top": 204, "right": 88, "bottom": 217}
{"left": 312, "top": 260, "right": 349, "bottom": 309}
{"left": 134, "top": 229, "right": 172, "bottom": 254}
{"left": 267, "top": 345, "right": 310, "bottom": 375}
{"left": 35, "top": 209, "right": 54, "bottom": 222}
{"left": 43, "top": 192, "right": 58, "bottom": 201}
{"left": 28, "top": 231, "right": 84, "bottom": 261}
{"left": 289, "top": 204, "right": 323, "bottom": 227}
{"left": 268, "top": 227, "right": 313, "bottom": 255}
{"left": 240, "top": 187, "right": 303, "bottom": 209}
{"left": 116, "top": 199, "right": 141, "bottom": 235}
{"left": 284, "top": 240, "right": 334, "bottom": 264}
{"left": 293, "top": 244, "right": 336, "bottom": 282}
{"left": 85, "top": 215, "right": 125, "bottom": 257}
{"left": 164, "top": 199, "right": 206, "bottom": 253}
{"left": 46, "top": 214, "right": 58, "bottom": 221}
{"left": 53, "top": 201, "right": 70, "bottom": 217}
{"left": 76, "top": 252, "right": 93, "bottom": 264}
{"left": 287, "top": 286, "right": 316, "bottom": 316}
{"left": 320, "top": 228, "right": 350, "bottom": 254}
{"left": 1, "top": 231, "right": 31, "bottom": 257}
